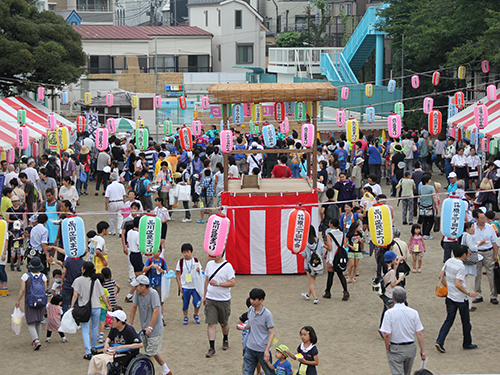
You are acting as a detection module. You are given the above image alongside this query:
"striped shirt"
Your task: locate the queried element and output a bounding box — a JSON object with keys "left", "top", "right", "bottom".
{"left": 103, "top": 279, "right": 117, "bottom": 307}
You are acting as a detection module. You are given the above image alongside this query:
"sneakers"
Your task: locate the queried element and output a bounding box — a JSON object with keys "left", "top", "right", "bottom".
{"left": 463, "top": 344, "right": 479, "bottom": 350}
{"left": 322, "top": 291, "right": 331, "bottom": 299}
{"left": 16, "top": 266, "right": 21, "bottom": 272}
{"left": 313, "top": 299, "right": 319, "bottom": 304}
{"left": 181, "top": 218, "right": 192, "bottom": 223}
{"left": 222, "top": 339, "right": 229, "bottom": 350}
{"left": 124, "top": 296, "right": 133, "bottom": 303}
{"left": 423, "top": 235, "right": 434, "bottom": 240}
{"left": 435, "top": 343, "right": 446, "bottom": 353}
{"left": 206, "top": 348, "right": 216, "bottom": 358}
{"left": 490, "top": 299, "right": 499, "bottom": 305}
{"left": 193, "top": 314, "right": 201, "bottom": 324}
{"left": 342, "top": 291, "right": 350, "bottom": 301}
{"left": 301, "top": 293, "right": 310, "bottom": 301}
{"left": 418, "top": 268, "right": 422, "bottom": 273}
{"left": 62, "top": 337, "right": 68, "bottom": 343}
{"left": 98, "top": 334, "right": 104, "bottom": 343}
{"left": 33, "top": 339, "right": 41, "bottom": 350}
{"left": 183, "top": 316, "right": 189, "bottom": 325}
{"left": 41, "top": 318, "right": 46, "bottom": 324}
{"left": 196, "top": 220, "right": 204, "bottom": 224}
{"left": 45, "top": 337, "right": 51, "bottom": 343}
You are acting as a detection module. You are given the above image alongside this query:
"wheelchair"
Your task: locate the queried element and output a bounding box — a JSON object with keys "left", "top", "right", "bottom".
{"left": 94, "top": 344, "right": 155, "bottom": 375}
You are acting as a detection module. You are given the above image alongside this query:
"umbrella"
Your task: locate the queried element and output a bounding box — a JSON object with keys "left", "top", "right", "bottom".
{"left": 116, "top": 118, "right": 135, "bottom": 132}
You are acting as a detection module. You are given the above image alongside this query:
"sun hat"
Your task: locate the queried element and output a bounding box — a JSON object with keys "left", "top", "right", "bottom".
{"left": 108, "top": 310, "right": 127, "bottom": 322}
{"left": 80, "top": 145, "right": 90, "bottom": 155}
{"left": 356, "top": 157, "right": 364, "bottom": 165}
{"left": 434, "top": 182, "right": 442, "bottom": 190}
{"left": 11, "top": 195, "right": 20, "bottom": 202}
{"left": 130, "top": 275, "right": 150, "bottom": 287}
{"left": 27, "top": 256, "right": 44, "bottom": 272}
{"left": 276, "top": 344, "right": 290, "bottom": 358}
{"left": 384, "top": 250, "right": 397, "bottom": 263}
{"left": 448, "top": 172, "right": 457, "bottom": 179}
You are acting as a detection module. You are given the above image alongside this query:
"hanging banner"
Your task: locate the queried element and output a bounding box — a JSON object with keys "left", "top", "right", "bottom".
{"left": 47, "top": 130, "right": 58, "bottom": 151}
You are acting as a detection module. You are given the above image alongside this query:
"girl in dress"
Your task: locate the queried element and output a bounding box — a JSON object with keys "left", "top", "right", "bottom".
{"left": 284, "top": 326, "right": 319, "bottom": 375}
{"left": 346, "top": 221, "right": 364, "bottom": 283}
{"left": 408, "top": 224, "right": 426, "bottom": 273}
{"left": 45, "top": 294, "right": 68, "bottom": 343}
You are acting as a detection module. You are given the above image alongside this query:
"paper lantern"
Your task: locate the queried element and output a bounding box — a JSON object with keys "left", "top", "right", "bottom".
{"left": 192, "top": 120, "right": 202, "bottom": 136}
{"left": 490, "top": 139, "right": 497, "bottom": 155}
{"left": 487, "top": 85, "right": 496, "bottom": 101}
{"left": 456, "top": 127, "right": 462, "bottom": 143}
{"left": 449, "top": 127, "right": 455, "bottom": 138}
{"left": 6, "top": 149, "right": 14, "bottom": 163}
{"left": 179, "top": 126, "right": 192, "bottom": 151}
{"left": 411, "top": 75, "right": 419, "bottom": 89}
{"left": 0, "top": 220, "right": 7, "bottom": 256}
{"left": 334, "top": 110, "right": 345, "bottom": 129}
{"left": 37, "top": 86, "right": 44, "bottom": 101}
{"left": 458, "top": 65, "right": 466, "bottom": 80}
{"left": 263, "top": 124, "right": 277, "bottom": 148}
{"left": 249, "top": 120, "right": 255, "bottom": 134}
{"left": 245, "top": 102, "right": 253, "bottom": 117}
{"left": 280, "top": 117, "right": 289, "bottom": 134}
{"left": 130, "top": 94, "right": 138, "bottom": 109}
{"left": 341, "top": 86, "right": 349, "bottom": 100}
{"left": 61, "top": 215, "right": 86, "bottom": 257}
{"left": 394, "top": 101, "right": 404, "bottom": 118}
{"left": 48, "top": 113, "right": 57, "bottom": 131}
{"left": 57, "top": 127, "right": 69, "bottom": 151}
{"left": 220, "top": 129, "right": 233, "bottom": 154}
{"left": 76, "top": 115, "right": 85, "bottom": 133}
{"left": 154, "top": 95, "right": 161, "bottom": 109}
{"left": 365, "top": 106, "right": 375, "bottom": 123}
{"left": 482, "top": 60, "right": 490, "bottom": 74}
{"left": 136, "top": 118, "right": 144, "bottom": 129}
{"left": 16, "top": 126, "right": 29, "bottom": 150}
{"left": 232, "top": 104, "right": 244, "bottom": 125}
{"left": 106, "top": 118, "right": 116, "bottom": 135}
{"left": 136, "top": 126, "right": 149, "bottom": 151}
{"left": 286, "top": 207, "right": 311, "bottom": 254}
{"left": 346, "top": 118, "right": 359, "bottom": 143}
{"left": 139, "top": 215, "right": 161, "bottom": 255}
{"left": 387, "top": 79, "right": 396, "bottom": 94}
{"left": 307, "top": 101, "right": 318, "bottom": 116}
{"left": 454, "top": 91, "right": 464, "bottom": 110}
{"left": 423, "top": 97, "right": 433, "bottom": 114}
{"left": 17, "top": 109, "right": 26, "bottom": 125}
{"left": 301, "top": 123, "right": 314, "bottom": 148}
{"left": 61, "top": 91, "right": 68, "bottom": 105}
{"left": 441, "top": 198, "right": 466, "bottom": 239}
{"left": 294, "top": 102, "right": 305, "bottom": 122}
{"left": 275, "top": 102, "right": 285, "bottom": 122}
{"left": 428, "top": 110, "right": 442, "bottom": 136}
{"left": 106, "top": 93, "right": 113, "bottom": 107}
{"left": 204, "top": 213, "right": 230, "bottom": 257}
{"left": 387, "top": 114, "right": 401, "bottom": 139}
{"left": 365, "top": 84, "right": 373, "bottom": 98}
{"left": 179, "top": 95, "right": 187, "bottom": 110}
{"left": 84, "top": 91, "right": 91, "bottom": 106}
{"left": 31, "top": 142, "right": 38, "bottom": 158}
{"left": 432, "top": 71, "right": 441, "bottom": 86}
{"left": 202, "top": 95, "right": 210, "bottom": 110}
{"left": 164, "top": 120, "right": 173, "bottom": 136}
{"left": 252, "top": 104, "right": 263, "bottom": 123}
{"left": 474, "top": 103, "right": 488, "bottom": 129}
{"left": 482, "top": 137, "right": 489, "bottom": 153}
{"left": 96, "top": 126, "right": 109, "bottom": 151}
{"left": 368, "top": 204, "right": 393, "bottom": 247}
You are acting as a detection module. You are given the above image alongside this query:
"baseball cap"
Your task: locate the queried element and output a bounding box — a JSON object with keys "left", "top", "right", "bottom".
{"left": 130, "top": 275, "right": 150, "bottom": 287}
{"left": 108, "top": 310, "right": 127, "bottom": 322}
{"left": 448, "top": 172, "right": 457, "bottom": 179}
{"left": 276, "top": 344, "right": 290, "bottom": 358}
{"left": 11, "top": 195, "right": 20, "bottom": 202}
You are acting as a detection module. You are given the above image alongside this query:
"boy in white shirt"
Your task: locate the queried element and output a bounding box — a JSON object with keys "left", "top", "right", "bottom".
{"left": 175, "top": 243, "right": 203, "bottom": 325}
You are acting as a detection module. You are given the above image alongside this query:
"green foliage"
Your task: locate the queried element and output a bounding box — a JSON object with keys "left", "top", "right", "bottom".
{"left": 0, "top": 0, "right": 86, "bottom": 96}
{"left": 304, "top": 0, "right": 334, "bottom": 47}
{"left": 276, "top": 32, "right": 304, "bottom": 48}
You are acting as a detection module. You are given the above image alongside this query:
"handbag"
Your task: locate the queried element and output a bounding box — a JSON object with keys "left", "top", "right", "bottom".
{"left": 177, "top": 184, "right": 191, "bottom": 201}
{"left": 419, "top": 205, "right": 433, "bottom": 217}
{"left": 433, "top": 216, "right": 441, "bottom": 232}
{"left": 435, "top": 285, "right": 448, "bottom": 298}
{"left": 480, "top": 177, "right": 491, "bottom": 190}
{"left": 80, "top": 169, "right": 87, "bottom": 183}
{"left": 394, "top": 241, "right": 411, "bottom": 276}
{"left": 72, "top": 279, "right": 95, "bottom": 324}
{"left": 464, "top": 250, "right": 479, "bottom": 265}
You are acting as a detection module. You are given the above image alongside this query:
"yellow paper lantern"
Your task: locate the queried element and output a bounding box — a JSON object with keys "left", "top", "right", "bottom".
{"left": 458, "top": 65, "right": 466, "bottom": 80}
{"left": 57, "top": 127, "right": 70, "bottom": 151}
{"left": 307, "top": 101, "right": 319, "bottom": 116}
{"left": 346, "top": 118, "right": 359, "bottom": 143}
{"left": 84, "top": 91, "right": 91, "bottom": 106}
{"left": 365, "top": 84, "right": 373, "bottom": 98}
{"left": 0, "top": 219, "right": 7, "bottom": 255}
{"left": 252, "top": 104, "right": 262, "bottom": 123}
{"left": 368, "top": 204, "right": 393, "bottom": 247}
{"left": 131, "top": 94, "right": 138, "bottom": 109}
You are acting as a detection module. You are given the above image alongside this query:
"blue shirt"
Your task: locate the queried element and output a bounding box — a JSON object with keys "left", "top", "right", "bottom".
{"left": 145, "top": 257, "right": 167, "bottom": 287}
{"left": 367, "top": 145, "right": 382, "bottom": 164}
{"left": 200, "top": 176, "right": 215, "bottom": 197}
{"left": 234, "top": 144, "right": 246, "bottom": 161}
{"left": 335, "top": 148, "right": 348, "bottom": 169}
{"left": 273, "top": 359, "right": 293, "bottom": 375}
{"left": 448, "top": 181, "right": 457, "bottom": 193}
{"left": 340, "top": 213, "right": 359, "bottom": 232}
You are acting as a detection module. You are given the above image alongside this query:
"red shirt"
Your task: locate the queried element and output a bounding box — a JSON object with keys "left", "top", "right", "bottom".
{"left": 271, "top": 164, "right": 292, "bottom": 178}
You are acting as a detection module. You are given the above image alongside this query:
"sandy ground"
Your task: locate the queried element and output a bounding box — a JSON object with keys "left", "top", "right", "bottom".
{"left": 1, "top": 174, "right": 499, "bottom": 375}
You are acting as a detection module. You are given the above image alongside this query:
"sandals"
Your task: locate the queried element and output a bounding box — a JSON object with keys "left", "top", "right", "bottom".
{"left": 83, "top": 354, "right": 92, "bottom": 360}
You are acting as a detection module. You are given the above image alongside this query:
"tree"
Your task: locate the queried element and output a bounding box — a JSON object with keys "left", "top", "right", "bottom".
{"left": 276, "top": 32, "right": 304, "bottom": 48}
{"left": 303, "top": 0, "right": 334, "bottom": 47}
{"left": 0, "top": 0, "right": 86, "bottom": 96}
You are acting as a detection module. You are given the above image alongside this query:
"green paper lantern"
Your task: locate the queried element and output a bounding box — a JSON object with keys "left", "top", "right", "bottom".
{"left": 164, "top": 120, "right": 173, "bottom": 136}
{"left": 394, "top": 102, "right": 404, "bottom": 118}
{"left": 17, "top": 109, "right": 26, "bottom": 125}
{"left": 136, "top": 127, "right": 149, "bottom": 151}
{"left": 139, "top": 215, "right": 161, "bottom": 255}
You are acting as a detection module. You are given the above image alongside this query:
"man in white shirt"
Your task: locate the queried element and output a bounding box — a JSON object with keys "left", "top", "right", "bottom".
{"left": 380, "top": 287, "right": 426, "bottom": 375}
{"left": 105, "top": 173, "right": 126, "bottom": 236}
{"left": 3, "top": 164, "right": 19, "bottom": 187}
{"left": 435, "top": 245, "right": 479, "bottom": 353}
{"left": 246, "top": 142, "right": 263, "bottom": 175}
{"left": 24, "top": 158, "right": 40, "bottom": 186}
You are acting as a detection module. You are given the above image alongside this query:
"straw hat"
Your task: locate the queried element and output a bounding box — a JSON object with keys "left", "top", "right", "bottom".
{"left": 80, "top": 145, "right": 90, "bottom": 155}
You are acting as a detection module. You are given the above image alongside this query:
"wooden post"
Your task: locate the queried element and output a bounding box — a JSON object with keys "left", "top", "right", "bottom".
{"left": 312, "top": 102, "right": 318, "bottom": 189}
{"left": 223, "top": 103, "right": 229, "bottom": 192}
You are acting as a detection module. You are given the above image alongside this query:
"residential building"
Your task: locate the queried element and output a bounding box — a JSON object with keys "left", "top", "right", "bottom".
{"left": 51, "top": 0, "right": 116, "bottom": 24}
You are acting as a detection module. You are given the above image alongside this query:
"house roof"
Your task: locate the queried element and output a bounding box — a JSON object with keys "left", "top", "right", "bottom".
{"left": 73, "top": 25, "right": 212, "bottom": 40}
{"left": 187, "top": 0, "right": 221, "bottom": 6}
{"left": 220, "top": 0, "right": 263, "bottom": 22}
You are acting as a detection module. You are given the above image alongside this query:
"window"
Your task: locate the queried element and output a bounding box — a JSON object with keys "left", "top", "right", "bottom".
{"left": 236, "top": 44, "right": 253, "bottom": 64}
{"left": 218, "top": 9, "right": 221, "bottom": 26}
{"left": 148, "top": 55, "right": 175, "bottom": 72}
{"left": 295, "top": 15, "right": 308, "bottom": 31}
{"left": 204, "top": 11, "right": 208, "bottom": 27}
{"left": 88, "top": 55, "right": 112, "bottom": 74}
{"left": 48, "top": 4, "right": 55, "bottom": 11}
{"left": 235, "top": 10, "right": 242, "bottom": 28}
{"left": 346, "top": 4, "right": 351, "bottom": 15}
{"left": 139, "top": 98, "right": 153, "bottom": 111}
{"left": 276, "top": 15, "right": 281, "bottom": 33}
{"left": 218, "top": 45, "right": 221, "bottom": 62}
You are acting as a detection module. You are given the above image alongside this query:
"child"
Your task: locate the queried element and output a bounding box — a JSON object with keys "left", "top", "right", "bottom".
{"left": 265, "top": 345, "right": 293, "bottom": 375}
{"left": 124, "top": 217, "right": 142, "bottom": 303}
{"left": 0, "top": 233, "right": 7, "bottom": 296}
{"left": 89, "top": 222, "right": 109, "bottom": 273}
{"left": 111, "top": 160, "right": 119, "bottom": 176}
{"left": 9, "top": 220, "right": 25, "bottom": 272}
{"left": 198, "top": 169, "right": 214, "bottom": 224}
{"left": 175, "top": 243, "right": 202, "bottom": 325}
{"left": 51, "top": 269, "right": 63, "bottom": 296}
{"left": 409, "top": 223, "right": 426, "bottom": 273}
{"left": 284, "top": 326, "right": 319, "bottom": 375}
{"left": 346, "top": 221, "right": 364, "bottom": 283}
{"left": 154, "top": 197, "right": 171, "bottom": 257}
{"left": 102, "top": 267, "right": 121, "bottom": 309}
{"left": 192, "top": 173, "right": 200, "bottom": 209}
{"left": 96, "top": 273, "right": 112, "bottom": 343}
{"left": 485, "top": 211, "right": 500, "bottom": 236}
{"left": 238, "top": 298, "right": 252, "bottom": 356}
{"left": 143, "top": 248, "right": 168, "bottom": 325}
{"left": 395, "top": 172, "right": 416, "bottom": 225}
{"left": 45, "top": 295, "right": 68, "bottom": 343}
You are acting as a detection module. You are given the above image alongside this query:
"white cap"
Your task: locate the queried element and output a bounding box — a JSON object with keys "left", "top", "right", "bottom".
{"left": 448, "top": 172, "right": 457, "bottom": 179}
{"left": 130, "top": 275, "right": 150, "bottom": 287}
{"left": 356, "top": 157, "right": 364, "bottom": 165}
{"left": 108, "top": 310, "right": 127, "bottom": 322}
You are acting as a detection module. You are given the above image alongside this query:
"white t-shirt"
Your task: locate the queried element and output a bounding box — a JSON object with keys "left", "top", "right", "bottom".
{"left": 93, "top": 235, "right": 106, "bottom": 254}
{"left": 247, "top": 154, "right": 262, "bottom": 173}
{"left": 364, "top": 182, "right": 382, "bottom": 196}
{"left": 228, "top": 165, "right": 239, "bottom": 178}
{"left": 154, "top": 206, "right": 171, "bottom": 223}
{"left": 21, "top": 272, "right": 48, "bottom": 283}
{"left": 127, "top": 230, "right": 140, "bottom": 253}
{"left": 175, "top": 258, "right": 203, "bottom": 289}
{"left": 442, "top": 257, "right": 467, "bottom": 303}
{"left": 205, "top": 260, "right": 235, "bottom": 301}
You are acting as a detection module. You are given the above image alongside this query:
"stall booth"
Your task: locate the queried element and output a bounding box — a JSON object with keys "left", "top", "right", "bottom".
{"left": 208, "top": 83, "right": 339, "bottom": 274}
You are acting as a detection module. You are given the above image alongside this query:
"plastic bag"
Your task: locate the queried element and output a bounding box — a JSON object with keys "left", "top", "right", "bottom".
{"left": 11, "top": 307, "right": 24, "bottom": 335}
{"left": 193, "top": 270, "right": 205, "bottom": 300}
{"left": 59, "top": 308, "right": 78, "bottom": 334}
{"left": 161, "top": 270, "right": 176, "bottom": 303}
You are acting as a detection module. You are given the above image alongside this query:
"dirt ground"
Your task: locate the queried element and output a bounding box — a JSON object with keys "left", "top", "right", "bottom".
{"left": 1, "top": 174, "right": 499, "bottom": 375}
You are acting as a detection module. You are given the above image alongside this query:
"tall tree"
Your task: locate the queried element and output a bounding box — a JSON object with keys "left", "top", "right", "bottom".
{"left": 0, "top": 0, "right": 86, "bottom": 96}
{"left": 303, "top": 0, "right": 334, "bottom": 47}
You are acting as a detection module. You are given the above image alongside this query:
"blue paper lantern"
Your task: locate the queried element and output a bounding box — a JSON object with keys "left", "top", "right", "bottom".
{"left": 441, "top": 198, "right": 466, "bottom": 239}
{"left": 262, "top": 124, "right": 276, "bottom": 148}
{"left": 61, "top": 216, "right": 86, "bottom": 258}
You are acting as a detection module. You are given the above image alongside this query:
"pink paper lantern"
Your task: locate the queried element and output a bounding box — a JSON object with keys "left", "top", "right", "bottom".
{"left": 106, "top": 93, "right": 113, "bottom": 107}
{"left": 454, "top": 91, "right": 464, "bottom": 110}
{"left": 204, "top": 213, "right": 230, "bottom": 257}
{"left": 432, "top": 71, "right": 441, "bottom": 86}
{"left": 336, "top": 110, "right": 345, "bottom": 127}
{"left": 202, "top": 95, "right": 210, "bottom": 110}
{"left": 220, "top": 129, "right": 233, "bottom": 154}
{"left": 154, "top": 95, "right": 161, "bottom": 109}
{"left": 341, "top": 86, "right": 349, "bottom": 100}
{"left": 482, "top": 60, "right": 490, "bottom": 74}
{"left": 37, "top": 86, "right": 44, "bottom": 101}
{"left": 301, "top": 122, "right": 315, "bottom": 148}
{"left": 48, "top": 113, "right": 57, "bottom": 131}
{"left": 106, "top": 118, "right": 116, "bottom": 134}
{"left": 179, "top": 126, "right": 192, "bottom": 151}
{"left": 95, "top": 126, "right": 109, "bottom": 151}
{"left": 482, "top": 137, "right": 489, "bottom": 153}
{"left": 6, "top": 148, "right": 14, "bottom": 163}
{"left": 244, "top": 103, "right": 252, "bottom": 117}
{"left": 423, "top": 97, "right": 434, "bottom": 114}
{"left": 474, "top": 103, "right": 488, "bottom": 129}
{"left": 16, "top": 125, "right": 29, "bottom": 150}
{"left": 192, "top": 120, "right": 202, "bottom": 136}
{"left": 387, "top": 114, "right": 401, "bottom": 139}
{"left": 411, "top": 75, "right": 419, "bottom": 89}
{"left": 280, "top": 117, "right": 289, "bottom": 134}
{"left": 487, "top": 85, "right": 496, "bottom": 101}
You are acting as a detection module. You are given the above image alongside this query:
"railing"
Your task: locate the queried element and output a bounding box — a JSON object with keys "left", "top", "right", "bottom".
{"left": 268, "top": 47, "right": 343, "bottom": 67}
{"left": 320, "top": 53, "right": 358, "bottom": 84}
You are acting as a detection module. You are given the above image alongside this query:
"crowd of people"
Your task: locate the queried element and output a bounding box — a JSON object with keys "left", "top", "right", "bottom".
{"left": 1, "top": 121, "right": 499, "bottom": 375}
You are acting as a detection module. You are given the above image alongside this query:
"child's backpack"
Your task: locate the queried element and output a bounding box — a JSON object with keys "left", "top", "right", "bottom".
{"left": 308, "top": 242, "right": 323, "bottom": 275}
{"left": 179, "top": 257, "right": 199, "bottom": 275}
{"left": 329, "top": 232, "right": 348, "bottom": 272}
{"left": 27, "top": 273, "right": 48, "bottom": 308}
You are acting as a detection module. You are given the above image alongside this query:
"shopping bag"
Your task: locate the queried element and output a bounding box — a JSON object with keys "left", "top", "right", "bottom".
{"left": 11, "top": 307, "right": 24, "bottom": 335}
{"left": 433, "top": 216, "right": 440, "bottom": 232}
{"left": 169, "top": 188, "right": 178, "bottom": 206}
{"left": 161, "top": 270, "right": 176, "bottom": 303}
{"left": 193, "top": 270, "right": 205, "bottom": 300}
{"left": 177, "top": 184, "right": 191, "bottom": 201}
{"left": 59, "top": 308, "right": 78, "bottom": 334}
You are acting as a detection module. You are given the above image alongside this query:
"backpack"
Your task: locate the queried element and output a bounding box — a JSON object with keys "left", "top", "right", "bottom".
{"left": 135, "top": 178, "right": 147, "bottom": 197}
{"left": 323, "top": 202, "right": 340, "bottom": 226}
{"left": 329, "top": 232, "right": 348, "bottom": 272}
{"left": 27, "top": 273, "right": 47, "bottom": 308}
{"left": 308, "top": 241, "right": 323, "bottom": 275}
{"left": 179, "top": 257, "right": 199, "bottom": 275}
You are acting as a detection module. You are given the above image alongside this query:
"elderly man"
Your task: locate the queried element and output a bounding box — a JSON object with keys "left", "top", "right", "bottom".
{"left": 105, "top": 172, "right": 126, "bottom": 236}
{"left": 24, "top": 158, "right": 40, "bottom": 186}
{"left": 3, "top": 164, "right": 19, "bottom": 187}
{"left": 61, "top": 152, "right": 76, "bottom": 181}
{"left": 37, "top": 168, "right": 58, "bottom": 204}
{"left": 472, "top": 209, "right": 499, "bottom": 305}
{"left": 380, "top": 287, "right": 426, "bottom": 375}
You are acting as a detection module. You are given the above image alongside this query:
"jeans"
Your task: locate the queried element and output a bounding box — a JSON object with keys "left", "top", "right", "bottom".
{"left": 243, "top": 348, "right": 274, "bottom": 375}
{"left": 75, "top": 179, "right": 82, "bottom": 197}
{"left": 81, "top": 308, "right": 101, "bottom": 355}
{"left": 62, "top": 290, "right": 73, "bottom": 314}
{"left": 0, "top": 264, "right": 7, "bottom": 283}
{"left": 436, "top": 297, "right": 472, "bottom": 348}
{"left": 418, "top": 156, "right": 427, "bottom": 172}
{"left": 401, "top": 198, "right": 413, "bottom": 224}
{"left": 443, "top": 241, "right": 458, "bottom": 263}
{"left": 404, "top": 159, "right": 413, "bottom": 174}
{"left": 291, "top": 163, "right": 300, "bottom": 178}
{"left": 182, "top": 200, "right": 191, "bottom": 219}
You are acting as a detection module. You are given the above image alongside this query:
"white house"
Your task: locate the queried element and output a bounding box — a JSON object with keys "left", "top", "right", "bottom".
{"left": 188, "top": 0, "right": 266, "bottom": 72}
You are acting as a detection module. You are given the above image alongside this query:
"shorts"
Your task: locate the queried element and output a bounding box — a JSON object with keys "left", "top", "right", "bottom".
{"left": 12, "top": 247, "right": 23, "bottom": 257}
{"left": 202, "top": 196, "right": 213, "bottom": 209}
{"left": 348, "top": 251, "right": 363, "bottom": 259}
{"left": 192, "top": 193, "right": 200, "bottom": 204}
{"left": 204, "top": 298, "right": 231, "bottom": 326}
{"left": 182, "top": 288, "right": 201, "bottom": 311}
{"left": 0, "top": 264, "right": 7, "bottom": 283}
{"left": 152, "top": 285, "right": 163, "bottom": 305}
{"left": 129, "top": 252, "right": 144, "bottom": 273}
{"left": 411, "top": 251, "right": 424, "bottom": 258}
{"left": 100, "top": 308, "right": 107, "bottom": 322}
{"left": 161, "top": 223, "right": 168, "bottom": 239}
{"left": 141, "top": 333, "right": 163, "bottom": 357}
